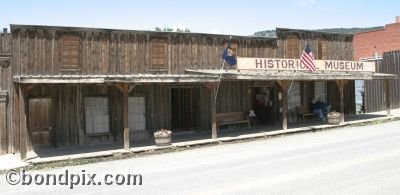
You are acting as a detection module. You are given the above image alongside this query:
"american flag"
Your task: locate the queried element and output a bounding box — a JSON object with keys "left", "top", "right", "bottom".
{"left": 300, "top": 45, "right": 316, "bottom": 72}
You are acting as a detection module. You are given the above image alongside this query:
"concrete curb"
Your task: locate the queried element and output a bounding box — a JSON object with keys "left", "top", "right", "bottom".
{"left": 3, "top": 114, "right": 400, "bottom": 171}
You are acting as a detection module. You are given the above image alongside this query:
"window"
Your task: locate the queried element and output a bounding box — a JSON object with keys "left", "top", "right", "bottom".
{"left": 85, "top": 97, "right": 109, "bottom": 134}
{"left": 61, "top": 35, "right": 80, "bottom": 70}
{"left": 151, "top": 38, "right": 167, "bottom": 69}
{"left": 286, "top": 35, "right": 299, "bottom": 58}
{"left": 288, "top": 82, "right": 301, "bottom": 110}
{"left": 317, "top": 38, "right": 328, "bottom": 60}
{"left": 128, "top": 97, "right": 146, "bottom": 131}
{"left": 314, "top": 81, "right": 327, "bottom": 102}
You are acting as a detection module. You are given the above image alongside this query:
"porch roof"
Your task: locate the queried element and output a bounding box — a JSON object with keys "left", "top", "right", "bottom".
{"left": 184, "top": 69, "right": 398, "bottom": 81}
{"left": 13, "top": 74, "right": 220, "bottom": 84}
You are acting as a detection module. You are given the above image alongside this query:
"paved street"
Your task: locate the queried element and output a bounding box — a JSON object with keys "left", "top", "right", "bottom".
{"left": 2, "top": 120, "right": 400, "bottom": 194}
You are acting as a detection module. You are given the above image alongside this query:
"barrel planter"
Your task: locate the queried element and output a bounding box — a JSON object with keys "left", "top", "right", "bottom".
{"left": 327, "top": 112, "right": 341, "bottom": 125}
{"left": 154, "top": 129, "right": 172, "bottom": 146}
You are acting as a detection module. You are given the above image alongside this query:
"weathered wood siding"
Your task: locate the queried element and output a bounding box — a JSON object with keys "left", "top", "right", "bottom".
{"left": 22, "top": 81, "right": 255, "bottom": 147}
{"left": 365, "top": 51, "right": 400, "bottom": 112}
{"left": 0, "top": 32, "right": 12, "bottom": 155}
{"left": 278, "top": 29, "right": 356, "bottom": 115}
{"left": 11, "top": 27, "right": 277, "bottom": 76}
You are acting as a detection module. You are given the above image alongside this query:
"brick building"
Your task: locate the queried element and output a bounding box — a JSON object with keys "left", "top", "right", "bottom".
{"left": 354, "top": 16, "right": 400, "bottom": 60}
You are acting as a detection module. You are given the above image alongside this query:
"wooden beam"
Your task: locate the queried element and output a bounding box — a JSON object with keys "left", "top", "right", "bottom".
{"left": 384, "top": 80, "right": 391, "bottom": 116}
{"left": 279, "top": 81, "right": 289, "bottom": 130}
{"left": 122, "top": 84, "right": 130, "bottom": 150}
{"left": 21, "top": 84, "right": 34, "bottom": 94}
{"left": 208, "top": 83, "right": 218, "bottom": 139}
{"left": 336, "top": 80, "right": 345, "bottom": 124}
{"left": 128, "top": 85, "right": 136, "bottom": 93}
{"left": 113, "top": 84, "right": 130, "bottom": 149}
{"left": 18, "top": 85, "right": 28, "bottom": 160}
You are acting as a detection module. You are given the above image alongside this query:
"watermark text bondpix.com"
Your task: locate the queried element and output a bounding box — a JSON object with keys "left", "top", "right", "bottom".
{"left": 5, "top": 169, "right": 143, "bottom": 189}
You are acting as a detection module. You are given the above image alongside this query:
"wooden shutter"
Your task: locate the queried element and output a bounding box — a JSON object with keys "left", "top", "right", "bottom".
{"left": 61, "top": 35, "right": 80, "bottom": 70}
{"left": 286, "top": 35, "right": 299, "bottom": 58}
{"left": 151, "top": 39, "right": 167, "bottom": 69}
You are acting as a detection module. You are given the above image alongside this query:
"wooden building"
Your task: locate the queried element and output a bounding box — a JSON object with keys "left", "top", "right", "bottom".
{"left": 0, "top": 25, "right": 396, "bottom": 160}
{"left": 364, "top": 50, "right": 400, "bottom": 112}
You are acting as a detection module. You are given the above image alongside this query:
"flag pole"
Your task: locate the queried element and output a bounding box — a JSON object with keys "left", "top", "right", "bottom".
{"left": 214, "top": 36, "right": 232, "bottom": 107}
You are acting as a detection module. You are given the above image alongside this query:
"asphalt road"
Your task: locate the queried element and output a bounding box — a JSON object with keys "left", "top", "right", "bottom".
{"left": 2, "top": 120, "right": 400, "bottom": 194}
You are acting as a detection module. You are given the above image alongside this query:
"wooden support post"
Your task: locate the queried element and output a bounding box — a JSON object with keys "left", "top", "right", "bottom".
{"left": 206, "top": 83, "right": 218, "bottom": 139}
{"left": 208, "top": 83, "right": 217, "bottom": 139}
{"left": 336, "top": 80, "right": 345, "bottom": 124}
{"left": 277, "top": 81, "right": 289, "bottom": 130}
{"left": 18, "top": 85, "right": 26, "bottom": 160}
{"left": 18, "top": 84, "right": 32, "bottom": 160}
{"left": 114, "top": 84, "right": 130, "bottom": 150}
{"left": 384, "top": 80, "right": 391, "bottom": 116}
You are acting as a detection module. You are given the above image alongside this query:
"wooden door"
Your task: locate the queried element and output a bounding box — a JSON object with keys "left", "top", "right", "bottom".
{"left": 171, "top": 88, "right": 194, "bottom": 130}
{"left": 128, "top": 97, "right": 146, "bottom": 130}
{"left": 252, "top": 87, "right": 275, "bottom": 125}
{"left": 28, "top": 98, "right": 52, "bottom": 146}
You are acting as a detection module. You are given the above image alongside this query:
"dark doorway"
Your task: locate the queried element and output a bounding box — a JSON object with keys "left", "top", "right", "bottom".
{"left": 251, "top": 87, "right": 276, "bottom": 125}
{"left": 171, "top": 88, "right": 200, "bottom": 130}
{"left": 28, "top": 98, "right": 53, "bottom": 147}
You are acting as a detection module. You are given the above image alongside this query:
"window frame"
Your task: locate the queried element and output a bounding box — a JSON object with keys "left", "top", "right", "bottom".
{"left": 84, "top": 97, "right": 110, "bottom": 135}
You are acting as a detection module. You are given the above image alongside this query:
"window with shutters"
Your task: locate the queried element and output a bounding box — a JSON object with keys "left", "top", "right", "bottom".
{"left": 286, "top": 35, "right": 299, "bottom": 58}
{"left": 151, "top": 38, "right": 167, "bottom": 70}
{"left": 85, "top": 97, "right": 109, "bottom": 134}
{"left": 317, "top": 38, "right": 328, "bottom": 60}
{"left": 61, "top": 35, "right": 81, "bottom": 70}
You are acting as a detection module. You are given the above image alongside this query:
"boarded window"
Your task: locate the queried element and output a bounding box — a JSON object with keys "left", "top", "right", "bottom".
{"left": 85, "top": 97, "right": 109, "bottom": 134}
{"left": 61, "top": 35, "right": 80, "bottom": 70}
{"left": 317, "top": 38, "right": 328, "bottom": 60}
{"left": 286, "top": 35, "right": 299, "bottom": 58}
{"left": 151, "top": 38, "right": 167, "bottom": 69}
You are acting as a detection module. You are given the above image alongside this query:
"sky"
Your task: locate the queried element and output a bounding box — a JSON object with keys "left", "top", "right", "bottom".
{"left": 1, "top": 0, "right": 399, "bottom": 36}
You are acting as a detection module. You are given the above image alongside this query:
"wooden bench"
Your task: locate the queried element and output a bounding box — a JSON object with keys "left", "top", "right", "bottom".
{"left": 216, "top": 112, "right": 250, "bottom": 131}
{"left": 296, "top": 105, "right": 316, "bottom": 121}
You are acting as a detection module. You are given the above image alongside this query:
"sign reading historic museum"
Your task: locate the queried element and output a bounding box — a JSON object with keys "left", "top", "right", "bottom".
{"left": 237, "top": 57, "right": 376, "bottom": 72}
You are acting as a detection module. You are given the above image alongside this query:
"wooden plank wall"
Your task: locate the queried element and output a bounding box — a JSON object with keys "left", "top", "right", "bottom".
{"left": 278, "top": 31, "right": 356, "bottom": 115}
{"left": 25, "top": 85, "right": 122, "bottom": 147}
{"left": 277, "top": 32, "right": 354, "bottom": 61}
{"left": 23, "top": 81, "right": 253, "bottom": 147}
{"left": 11, "top": 28, "right": 277, "bottom": 76}
{"left": 0, "top": 32, "right": 12, "bottom": 155}
{"left": 326, "top": 80, "right": 356, "bottom": 115}
{"left": 364, "top": 51, "right": 400, "bottom": 112}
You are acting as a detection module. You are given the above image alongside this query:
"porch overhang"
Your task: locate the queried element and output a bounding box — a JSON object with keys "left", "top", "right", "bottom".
{"left": 184, "top": 69, "right": 398, "bottom": 81}
{"left": 13, "top": 74, "right": 220, "bottom": 84}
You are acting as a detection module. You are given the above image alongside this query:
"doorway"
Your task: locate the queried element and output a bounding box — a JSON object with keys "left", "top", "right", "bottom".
{"left": 251, "top": 87, "right": 276, "bottom": 125}
{"left": 28, "top": 98, "right": 53, "bottom": 147}
{"left": 171, "top": 88, "right": 200, "bottom": 130}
